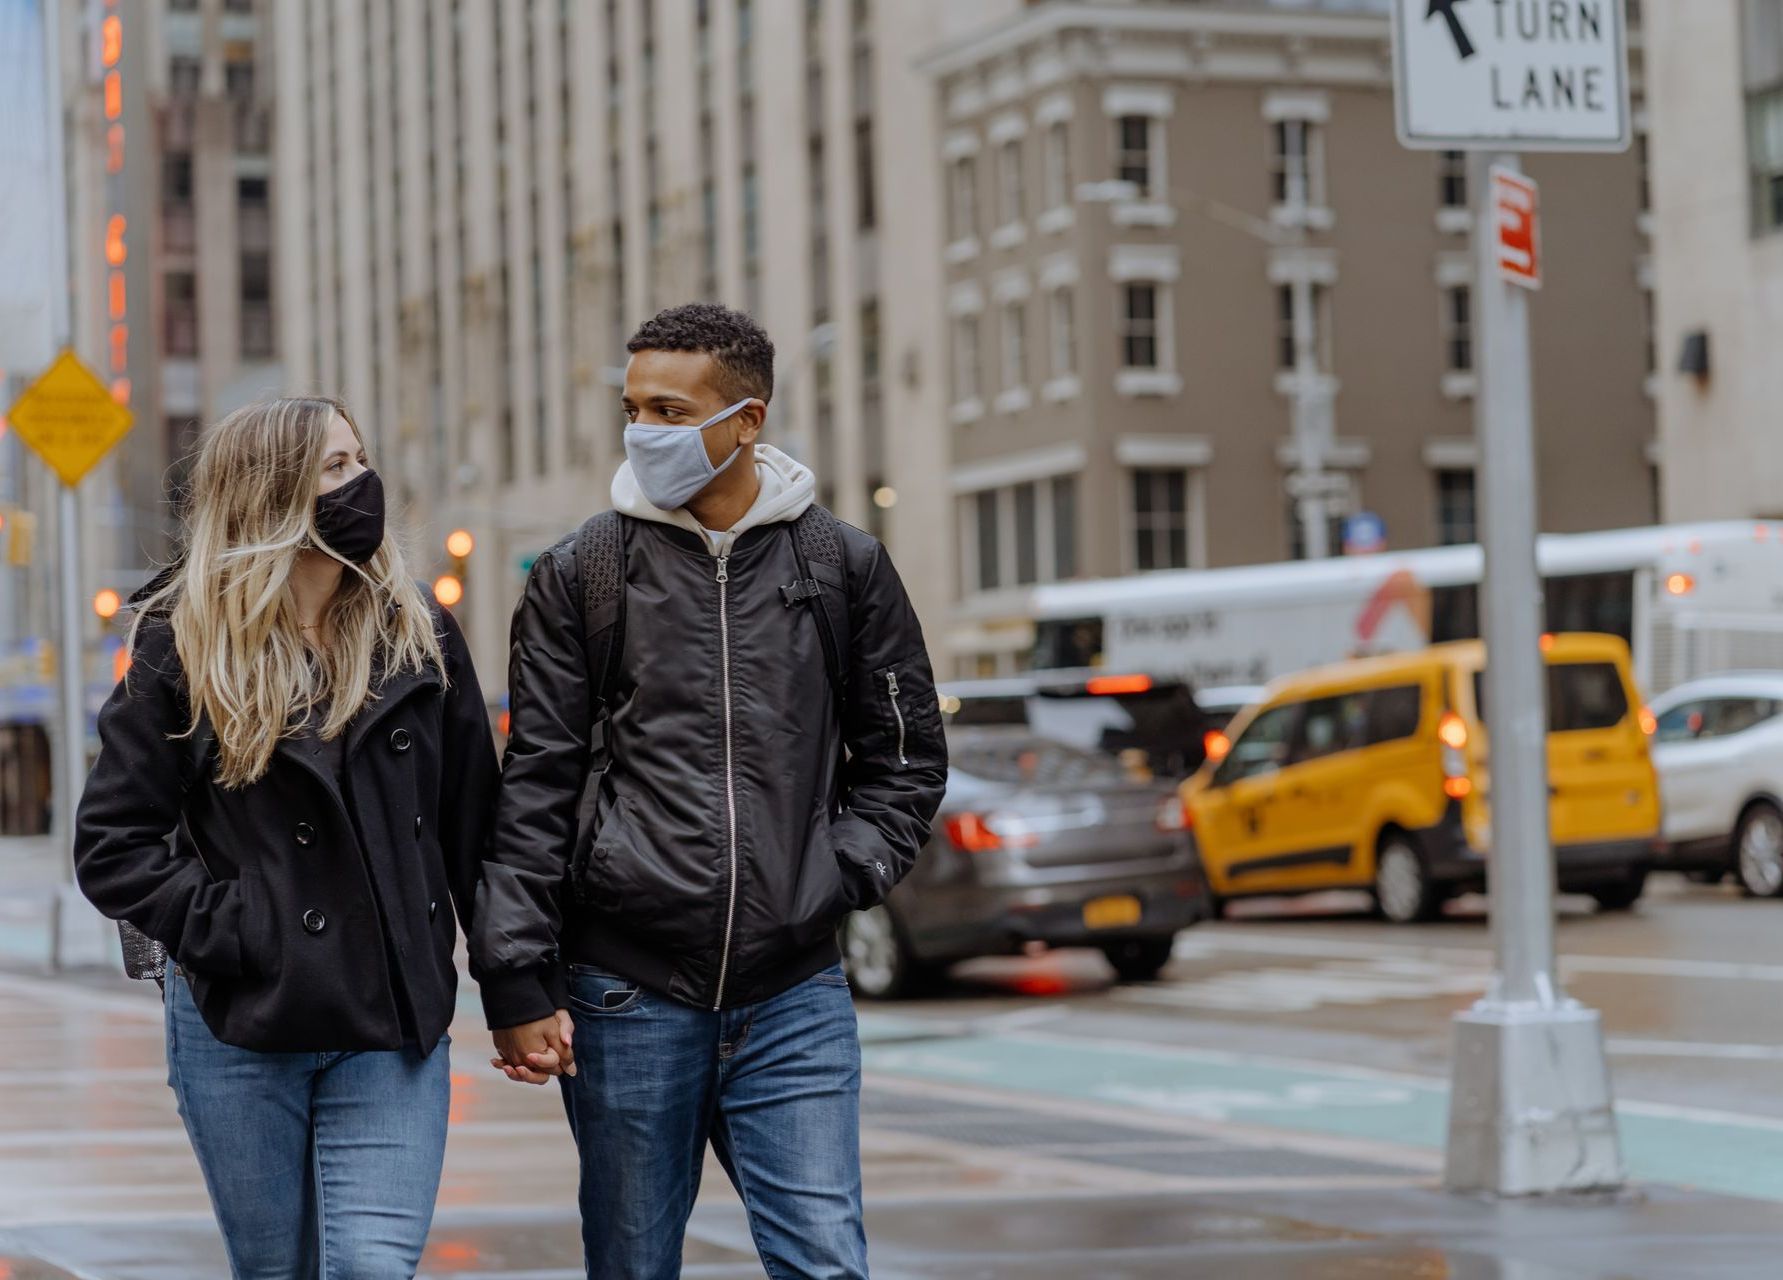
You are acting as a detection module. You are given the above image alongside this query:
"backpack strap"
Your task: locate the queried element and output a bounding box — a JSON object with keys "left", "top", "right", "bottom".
{"left": 574, "top": 510, "right": 630, "bottom": 733}
{"left": 783, "top": 505, "right": 852, "bottom": 714}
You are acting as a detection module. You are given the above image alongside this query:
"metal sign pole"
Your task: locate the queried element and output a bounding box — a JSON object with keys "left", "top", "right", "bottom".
{"left": 50, "top": 484, "right": 80, "bottom": 970}
{"left": 1443, "top": 152, "right": 1622, "bottom": 1195}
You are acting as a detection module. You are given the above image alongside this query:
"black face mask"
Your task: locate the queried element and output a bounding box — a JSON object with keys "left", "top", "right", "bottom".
{"left": 313, "top": 469, "right": 386, "bottom": 566}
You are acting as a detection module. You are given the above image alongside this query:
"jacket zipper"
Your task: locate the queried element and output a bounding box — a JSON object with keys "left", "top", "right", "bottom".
{"left": 713, "top": 554, "right": 740, "bottom": 1010}
{"left": 886, "top": 670, "right": 909, "bottom": 767}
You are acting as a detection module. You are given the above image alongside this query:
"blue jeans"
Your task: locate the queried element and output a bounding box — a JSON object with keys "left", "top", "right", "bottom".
{"left": 558, "top": 962, "right": 868, "bottom": 1280}
{"left": 165, "top": 971, "right": 451, "bottom": 1279}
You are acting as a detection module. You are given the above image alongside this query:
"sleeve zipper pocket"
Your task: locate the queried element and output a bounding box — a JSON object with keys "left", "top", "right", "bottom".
{"left": 884, "top": 670, "right": 909, "bottom": 767}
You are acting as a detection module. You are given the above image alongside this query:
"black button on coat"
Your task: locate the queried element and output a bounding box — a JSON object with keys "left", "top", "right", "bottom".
{"left": 73, "top": 604, "right": 498, "bottom": 1054}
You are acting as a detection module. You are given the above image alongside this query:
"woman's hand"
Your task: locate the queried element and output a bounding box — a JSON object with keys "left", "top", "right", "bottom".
{"left": 490, "top": 1009, "right": 576, "bottom": 1085}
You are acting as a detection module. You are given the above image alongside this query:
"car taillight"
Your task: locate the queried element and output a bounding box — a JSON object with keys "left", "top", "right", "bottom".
{"left": 1437, "top": 712, "right": 1468, "bottom": 751}
{"left": 1086, "top": 673, "right": 1153, "bottom": 696}
{"left": 1638, "top": 705, "right": 1657, "bottom": 736}
{"left": 1203, "top": 729, "right": 1231, "bottom": 763}
{"left": 945, "top": 813, "right": 1003, "bottom": 853}
{"left": 1437, "top": 711, "right": 1470, "bottom": 787}
{"left": 1156, "top": 796, "right": 1193, "bottom": 833}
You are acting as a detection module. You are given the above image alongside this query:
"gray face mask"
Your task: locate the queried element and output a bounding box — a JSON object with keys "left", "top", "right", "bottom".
{"left": 623, "top": 398, "right": 752, "bottom": 511}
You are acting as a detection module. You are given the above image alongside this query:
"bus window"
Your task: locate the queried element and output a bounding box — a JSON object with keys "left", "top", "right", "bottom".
{"left": 1032, "top": 617, "right": 1104, "bottom": 670}
{"left": 1544, "top": 572, "right": 1634, "bottom": 643}
{"left": 1432, "top": 585, "right": 1480, "bottom": 644}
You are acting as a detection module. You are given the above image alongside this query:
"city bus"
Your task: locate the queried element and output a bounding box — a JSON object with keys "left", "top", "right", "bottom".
{"left": 1028, "top": 523, "right": 1783, "bottom": 698}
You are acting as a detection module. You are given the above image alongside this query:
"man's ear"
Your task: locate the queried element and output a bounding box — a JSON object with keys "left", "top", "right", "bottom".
{"left": 734, "top": 398, "right": 767, "bottom": 445}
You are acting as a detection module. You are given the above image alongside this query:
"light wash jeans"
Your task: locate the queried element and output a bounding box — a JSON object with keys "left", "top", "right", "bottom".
{"left": 165, "top": 970, "right": 451, "bottom": 1279}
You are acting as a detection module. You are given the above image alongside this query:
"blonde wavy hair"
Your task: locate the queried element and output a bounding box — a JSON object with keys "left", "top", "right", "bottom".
{"left": 130, "top": 396, "right": 444, "bottom": 789}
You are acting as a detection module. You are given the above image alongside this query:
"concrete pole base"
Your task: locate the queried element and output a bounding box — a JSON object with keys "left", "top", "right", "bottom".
{"left": 1444, "top": 998, "right": 1624, "bottom": 1196}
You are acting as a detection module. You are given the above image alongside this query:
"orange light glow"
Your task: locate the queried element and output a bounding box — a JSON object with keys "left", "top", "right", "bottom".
{"left": 497, "top": 710, "right": 512, "bottom": 737}
{"left": 1437, "top": 712, "right": 1469, "bottom": 751}
{"left": 106, "top": 215, "right": 127, "bottom": 265}
{"left": 445, "top": 529, "right": 475, "bottom": 558}
{"left": 1758, "top": 524, "right": 1773, "bottom": 543}
{"left": 106, "top": 124, "right": 124, "bottom": 173}
{"left": 945, "top": 813, "right": 1002, "bottom": 854}
{"left": 104, "top": 71, "right": 122, "bottom": 120}
{"left": 433, "top": 575, "right": 464, "bottom": 607}
{"left": 112, "top": 647, "right": 132, "bottom": 683}
{"left": 1086, "top": 673, "right": 1153, "bottom": 696}
{"left": 109, "top": 324, "right": 128, "bottom": 372}
{"left": 110, "top": 377, "right": 131, "bottom": 405}
{"left": 1639, "top": 706, "right": 1657, "bottom": 736}
{"left": 93, "top": 589, "right": 122, "bottom": 620}
{"left": 1539, "top": 632, "right": 1555, "bottom": 652}
{"left": 1203, "top": 729, "right": 1231, "bottom": 763}
{"left": 1665, "top": 573, "right": 1696, "bottom": 597}
{"left": 1443, "top": 776, "right": 1473, "bottom": 799}
{"left": 109, "top": 273, "right": 126, "bottom": 320}
{"left": 430, "top": 1243, "right": 481, "bottom": 1265}
{"left": 101, "top": 15, "right": 122, "bottom": 67}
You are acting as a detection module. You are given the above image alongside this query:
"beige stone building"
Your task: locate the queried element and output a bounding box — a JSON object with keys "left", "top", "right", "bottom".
{"left": 923, "top": 0, "right": 1659, "bottom": 676}
{"left": 274, "top": 0, "right": 1018, "bottom": 686}
{"left": 1646, "top": 0, "right": 1783, "bottom": 524}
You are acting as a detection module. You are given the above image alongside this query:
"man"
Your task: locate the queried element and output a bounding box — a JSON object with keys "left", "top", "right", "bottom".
{"left": 470, "top": 302, "right": 947, "bottom": 1279}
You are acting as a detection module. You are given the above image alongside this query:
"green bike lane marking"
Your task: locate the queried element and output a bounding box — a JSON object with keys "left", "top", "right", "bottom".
{"left": 859, "top": 1019, "right": 1783, "bottom": 1202}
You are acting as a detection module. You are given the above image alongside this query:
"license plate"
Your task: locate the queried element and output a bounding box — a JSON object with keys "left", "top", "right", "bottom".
{"left": 1083, "top": 895, "right": 1143, "bottom": 930}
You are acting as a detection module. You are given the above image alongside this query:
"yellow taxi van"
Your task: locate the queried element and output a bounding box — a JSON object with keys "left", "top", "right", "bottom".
{"left": 1179, "top": 633, "right": 1660, "bottom": 923}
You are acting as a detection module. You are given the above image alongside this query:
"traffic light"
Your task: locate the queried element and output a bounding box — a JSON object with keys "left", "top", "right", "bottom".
{"left": 435, "top": 528, "right": 473, "bottom": 608}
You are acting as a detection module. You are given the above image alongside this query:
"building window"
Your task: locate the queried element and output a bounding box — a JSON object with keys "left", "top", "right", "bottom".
{"left": 241, "top": 252, "right": 274, "bottom": 359}
{"left": 1277, "top": 284, "right": 1332, "bottom": 373}
{"left": 1437, "top": 469, "right": 1477, "bottom": 546}
{"left": 1053, "top": 475, "right": 1078, "bottom": 579}
{"left": 1444, "top": 286, "right": 1473, "bottom": 372}
{"left": 1439, "top": 150, "right": 1468, "bottom": 209}
{"left": 1049, "top": 287, "right": 1076, "bottom": 376}
{"left": 949, "top": 156, "right": 978, "bottom": 242}
{"left": 997, "top": 138, "right": 1023, "bottom": 226}
{"left": 1746, "top": 0, "right": 1783, "bottom": 234}
{"left": 1000, "top": 301, "right": 1026, "bottom": 390}
{"left": 1636, "top": 130, "right": 1651, "bottom": 214}
{"left": 1043, "top": 121, "right": 1071, "bottom": 210}
{"left": 856, "top": 118, "right": 877, "bottom": 230}
{"left": 975, "top": 489, "right": 1001, "bottom": 591}
{"left": 1115, "top": 115, "right": 1154, "bottom": 197}
{"left": 1014, "top": 482, "right": 1040, "bottom": 585}
{"left": 1271, "top": 119, "right": 1325, "bottom": 210}
{"left": 169, "top": 56, "right": 202, "bottom": 97}
{"left": 1132, "top": 468, "right": 1189, "bottom": 571}
{"left": 164, "top": 271, "right": 198, "bottom": 357}
{"left": 953, "top": 314, "right": 980, "bottom": 404}
{"left": 1121, "top": 283, "right": 1159, "bottom": 370}
{"left": 1642, "top": 289, "right": 1658, "bottom": 375}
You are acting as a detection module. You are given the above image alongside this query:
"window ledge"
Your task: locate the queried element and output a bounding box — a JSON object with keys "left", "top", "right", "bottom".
{"left": 1115, "top": 369, "right": 1183, "bottom": 397}
{"left": 945, "top": 237, "right": 981, "bottom": 265}
{"left": 990, "top": 222, "right": 1027, "bottom": 250}
{"left": 1112, "top": 201, "right": 1178, "bottom": 228}
{"left": 1271, "top": 203, "right": 1336, "bottom": 233}
{"left": 994, "top": 387, "right": 1033, "bottom": 414}
{"left": 1436, "top": 207, "right": 1474, "bottom": 235}
{"left": 1037, "top": 206, "right": 1076, "bottom": 235}
{"left": 1442, "top": 371, "right": 1478, "bottom": 400}
{"left": 950, "top": 398, "right": 986, "bottom": 425}
{"left": 1644, "top": 372, "right": 1660, "bottom": 400}
{"left": 1042, "top": 375, "right": 1081, "bottom": 403}
{"left": 1273, "top": 369, "right": 1340, "bottom": 398}
{"left": 1637, "top": 210, "right": 1655, "bottom": 238}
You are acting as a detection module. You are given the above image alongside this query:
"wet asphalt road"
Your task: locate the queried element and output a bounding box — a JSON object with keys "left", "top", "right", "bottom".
{"left": 7, "top": 870, "right": 1783, "bottom": 1275}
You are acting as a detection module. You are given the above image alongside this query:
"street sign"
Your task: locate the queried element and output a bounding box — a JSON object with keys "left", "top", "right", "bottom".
{"left": 1492, "top": 167, "right": 1542, "bottom": 289}
{"left": 6, "top": 349, "right": 134, "bottom": 488}
{"left": 1392, "top": 0, "right": 1631, "bottom": 152}
{"left": 1343, "top": 512, "right": 1388, "bottom": 556}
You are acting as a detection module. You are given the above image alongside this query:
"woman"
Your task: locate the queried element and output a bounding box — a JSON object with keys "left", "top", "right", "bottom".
{"left": 74, "top": 397, "right": 501, "bottom": 1278}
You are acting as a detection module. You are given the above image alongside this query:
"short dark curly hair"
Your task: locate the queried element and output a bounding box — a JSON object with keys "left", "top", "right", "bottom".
{"left": 626, "top": 303, "right": 776, "bottom": 404}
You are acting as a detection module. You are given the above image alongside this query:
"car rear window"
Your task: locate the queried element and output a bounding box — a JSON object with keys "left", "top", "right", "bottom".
{"left": 1473, "top": 662, "right": 1630, "bottom": 734}
{"left": 946, "top": 685, "right": 1210, "bottom": 776}
{"left": 950, "top": 739, "right": 1130, "bottom": 787}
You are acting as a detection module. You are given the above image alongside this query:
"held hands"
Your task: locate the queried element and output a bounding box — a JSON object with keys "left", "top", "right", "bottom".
{"left": 491, "top": 1009, "right": 577, "bottom": 1085}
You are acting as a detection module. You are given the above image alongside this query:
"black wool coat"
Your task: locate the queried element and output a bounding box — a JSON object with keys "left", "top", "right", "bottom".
{"left": 74, "top": 604, "right": 498, "bottom": 1054}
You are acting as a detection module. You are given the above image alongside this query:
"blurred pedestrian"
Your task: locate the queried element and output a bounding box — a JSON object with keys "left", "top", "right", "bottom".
{"left": 471, "top": 303, "right": 947, "bottom": 1279}
{"left": 73, "top": 396, "right": 500, "bottom": 1279}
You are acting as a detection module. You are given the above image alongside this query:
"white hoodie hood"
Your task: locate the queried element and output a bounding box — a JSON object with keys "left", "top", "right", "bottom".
{"left": 611, "top": 443, "right": 816, "bottom": 555}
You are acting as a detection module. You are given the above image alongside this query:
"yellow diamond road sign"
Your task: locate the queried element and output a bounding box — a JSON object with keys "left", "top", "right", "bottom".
{"left": 6, "top": 349, "right": 135, "bottom": 488}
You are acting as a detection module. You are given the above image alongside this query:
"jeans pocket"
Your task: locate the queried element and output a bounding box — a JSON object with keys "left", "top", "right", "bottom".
{"left": 566, "top": 968, "right": 645, "bottom": 1016}
{"left": 809, "top": 964, "right": 851, "bottom": 989}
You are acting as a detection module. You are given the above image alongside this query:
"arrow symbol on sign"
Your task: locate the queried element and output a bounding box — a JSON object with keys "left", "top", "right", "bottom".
{"left": 1426, "top": 0, "right": 1477, "bottom": 60}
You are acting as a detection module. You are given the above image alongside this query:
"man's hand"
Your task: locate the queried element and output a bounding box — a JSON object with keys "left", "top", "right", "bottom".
{"left": 491, "top": 1009, "right": 576, "bottom": 1085}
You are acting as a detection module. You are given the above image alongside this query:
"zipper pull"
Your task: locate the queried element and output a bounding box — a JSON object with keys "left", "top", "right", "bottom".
{"left": 716, "top": 556, "right": 729, "bottom": 585}
{"left": 887, "top": 672, "right": 900, "bottom": 697}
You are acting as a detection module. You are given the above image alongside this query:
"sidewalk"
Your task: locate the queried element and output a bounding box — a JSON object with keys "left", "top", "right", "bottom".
{"left": 0, "top": 961, "right": 1779, "bottom": 1277}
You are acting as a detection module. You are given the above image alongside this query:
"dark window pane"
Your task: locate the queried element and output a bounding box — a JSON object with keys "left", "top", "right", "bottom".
{"left": 1127, "top": 284, "right": 1155, "bottom": 321}
{"left": 1364, "top": 685, "right": 1424, "bottom": 744}
{"left": 1014, "top": 482, "right": 1039, "bottom": 585}
{"left": 1133, "top": 470, "right": 1154, "bottom": 517}
{"left": 976, "top": 490, "right": 1000, "bottom": 591}
{"left": 1052, "top": 476, "right": 1078, "bottom": 579}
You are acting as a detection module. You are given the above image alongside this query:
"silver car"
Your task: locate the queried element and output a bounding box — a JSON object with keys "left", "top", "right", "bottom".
{"left": 839, "top": 729, "right": 1211, "bottom": 999}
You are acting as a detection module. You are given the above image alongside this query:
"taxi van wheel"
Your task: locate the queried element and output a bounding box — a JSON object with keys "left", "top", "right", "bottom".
{"left": 839, "top": 906, "right": 939, "bottom": 1000}
{"left": 1101, "top": 935, "right": 1177, "bottom": 983}
{"left": 1373, "top": 834, "right": 1441, "bottom": 925}
{"left": 1736, "top": 801, "right": 1783, "bottom": 899}
{"left": 1590, "top": 869, "right": 1647, "bottom": 912}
